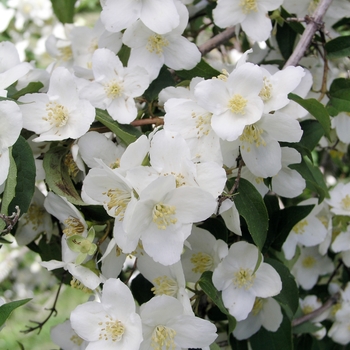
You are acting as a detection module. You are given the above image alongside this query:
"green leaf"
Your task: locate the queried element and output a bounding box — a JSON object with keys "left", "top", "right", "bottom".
{"left": 175, "top": 59, "right": 220, "bottom": 80}
{"left": 7, "top": 82, "right": 44, "bottom": 100}
{"left": 210, "top": 342, "right": 221, "bottom": 350}
{"left": 293, "top": 321, "right": 322, "bottom": 334}
{"left": 198, "top": 271, "right": 236, "bottom": 334}
{"left": 198, "top": 216, "right": 228, "bottom": 242}
{"left": 290, "top": 157, "right": 329, "bottom": 202}
{"left": 130, "top": 273, "right": 154, "bottom": 305}
{"left": 51, "top": 0, "right": 77, "bottom": 23}
{"left": 0, "top": 298, "right": 32, "bottom": 328}
{"left": 117, "top": 45, "right": 130, "bottom": 66}
{"left": 8, "top": 136, "right": 36, "bottom": 217}
{"left": 0, "top": 148, "right": 17, "bottom": 232}
{"left": 144, "top": 66, "right": 175, "bottom": 101}
{"left": 250, "top": 313, "right": 292, "bottom": 350}
{"left": 272, "top": 204, "right": 315, "bottom": 252}
{"left": 276, "top": 20, "right": 298, "bottom": 61}
{"left": 265, "top": 258, "right": 299, "bottom": 319}
{"left": 43, "top": 146, "right": 86, "bottom": 206}
{"left": 325, "top": 35, "right": 350, "bottom": 58}
{"left": 328, "top": 78, "right": 350, "bottom": 113}
{"left": 232, "top": 178, "right": 269, "bottom": 250}
{"left": 38, "top": 235, "right": 71, "bottom": 284}
{"left": 280, "top": 7, "right": 305, "bottom": 35}
{"left": 288, "top": 93, "right": 331, "bottom": 139}
{"left": 95, "top": 109, "right": 142, "bottom": 146}
{"left": 299, "top": 120, "right": 325, "bottom": 154}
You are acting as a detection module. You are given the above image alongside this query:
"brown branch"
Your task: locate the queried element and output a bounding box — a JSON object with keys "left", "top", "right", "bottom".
{"left": 130, "top": 117, "right": 164, "bottom": 127}
{"left": 292, "top": 292, "right": 340, "bottom": 327}
{"left": 284, "top": 0, "right": 334, "bottom": 67}
{"left": 0, "top": 206, "right": 20, "bottom": 235}
{"left": 216, "top": 155, "right": 244, "bottom": 215}
{"left": 199, "top": 27, "right": 236, "bottom": 56}
{"left": 21, "top": 272, "right": 67, "bottom": 334}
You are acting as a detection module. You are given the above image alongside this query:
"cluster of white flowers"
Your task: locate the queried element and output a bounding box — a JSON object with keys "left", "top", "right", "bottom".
{"left": 2, "top": 0, "right": 350, "bottom": 348}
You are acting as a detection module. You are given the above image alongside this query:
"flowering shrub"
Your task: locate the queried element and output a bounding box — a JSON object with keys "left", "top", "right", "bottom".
{"left": 1, "top": 0, "right": 350, "bottom": 349}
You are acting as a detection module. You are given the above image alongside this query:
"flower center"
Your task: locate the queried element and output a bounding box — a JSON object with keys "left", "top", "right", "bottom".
{"left": 341, "top": 194, "right": 350, "bottom": 211}
{"left": 302, "top": 305, "right": 314, "bottom": 315}
{"left": 292, "top": 219, "right": 308, "bottom": 234}
{"left": 234, "top": 268, "right": 255, "bottom": 289}
{"left": 109, "top": 158, "right": 121, "bottom": 169}
{"left": 239, "top": 124, "right": 266, "bottom": 151}
{"left": 44, "top": 101, "right": 69, "bottom": 127}
{"left": 99, "top": 316, "right": 125, "bottom": 342}
{"left": 104, "top": 188, "right": 131, "bottom": 220}
{"left": 151, "top": 325, "right": 176, "bottom": 350}
{"left": 22, "top": 203, "right": 45, "bottom": 230}
{"left": 240, "top": 0, "right": 258, "bottom": 13}
{"left": 302, "top": 256, "right": 316, "bottom": 268}
{"left": 58, "top": 45, "right": 73, "bottom": 61}
{"left": 63, "top": 217, "right": 85, "bottom": 237}
{"left": 146, "top": 34, "right": 169, "bottom": 55}
{"left": 192, "top": 111, "right": 212, "bottom": 137}
{"left": 70, "top": 277, "right": 93, "bottom": 293}
{"left": 190, "top": 252, "right": 214, "bottom": 273}
{"left": 151, "top": 276, "right": 178, "bottom": 296}
{"left": 228, "top": 94, "right": 248, "bottom": 114}
{"left": 64, "top": 152, "right": 80, "bottom": 177}
{"left": 104, "top": 80, "right": 123, "bottom": 99}
{"left": 259, "top": 77, "right": 273, "bottom": 101}
{"left": 252, "top": 297, "right": 265, "bottom": 316}
{"left": 152, "top": 203, "right": 177, "bottom": 230}
{"left": 70, "top": 334, "right": 84, "bottom": 346}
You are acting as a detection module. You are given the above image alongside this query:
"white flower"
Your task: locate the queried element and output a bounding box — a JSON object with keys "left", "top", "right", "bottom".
{"left": 100, "top": 0, "right": 180, "bottom": 34}
{"left": 70, "top": 278, "right": 143, "bottom": 350}
{"left": 213, "top": 0, "right": 283, "bottom": 42}
{"left": 182, "top": 226, "right": 228, "bottom": 283}
{"left": 77, "top": 131, "right": 125, "bottom": 170}
{"left": 282, "top": 200, "right": 328, "bottom": 261}
{"left": 19, "top": 67, "right": 95, "bottom": 142}
{"left": 212, "top": 241, "right": 282, "bottom": 321}
{"left": 332, "top": 112, "right": 350, "bottom": 144}
{"left": 232, "top": 297, "right": 282, "bottom": 340}
{"left": 328, "top": 302, "right": 350, "bottom": 345}
{"left": 258, "top": 65, "right": 305, "bottom": 113}
{"left": 123, "top": 2, "right": 200, "bottom": 82}
{"left": 0, "top": 41, "right": 31, "bottom": 97}
{"left": 194, "top": 62, "right": 264, "bottom": 141}
{"left": 51, "top": 319, "right": 88, "bottom": 350}
{"left": 270, "top": 147, "right": 306, "bottom": 198}
{"left": 139, "top": 295, "right": 217, "bottom": 350}
{"left": 0, "top": 100, "right": 23, "bottom": 186}
{"left": 79, "top": 48, "right": 149, "bottom": 124}
{"left": 326, "top": 182, "right": 350, "bottom": 216}
{"left": 237, "top": 112, "right": 303, "bottom": 177}
{"left": 164, "top": 97, "right": 222, "bottom": 164}
{"left": 15, "top": 187, "right": 53, "bottom": 246}
{"left": 125, "top": 175, "right": 217, "bottom": 265}
{"left": 291, "top": 246, "right": 333, "bottom": 290}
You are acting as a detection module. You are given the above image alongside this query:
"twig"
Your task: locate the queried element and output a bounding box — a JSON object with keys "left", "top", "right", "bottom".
{"left": 292, "top": 292, "right": 340, "bottom": 327}
{"left": 0, "top": 206, "right": 20, "bottom": 235}
{"left": 131, "top": 117, "right": 164, "bottom": 127}
{"left": 199, "top": 27, "right": 236, "bottom": 56}
{"left": 284, "top": 0, "right": 334, "bottom": 67}
{"left": 21, "top": 272, "right": 66, "bottom": 334}
{"left": 216, "top": 155, "right": 244, "bottom": 215}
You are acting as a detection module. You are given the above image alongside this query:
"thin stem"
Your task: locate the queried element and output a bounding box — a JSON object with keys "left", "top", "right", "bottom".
{"left": 199, "top": 27, "right": 236, "bottom": 56}
{"left": 216, "top": 155, "right": 244, "bottom": 215}
{"left": 131, "top": 117, "right": 164, "bottom": 127}
{"left": 292, "top": 292, "right": 340, "bottom": 327}
{"left": 21, "top": 272, "right": 67, "bottom": 334}
{"left": 284, "top": 0, "right": 334, "bottom": 67}
{"left": 0, "top": 206, "right": 20, "bottom": 235}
